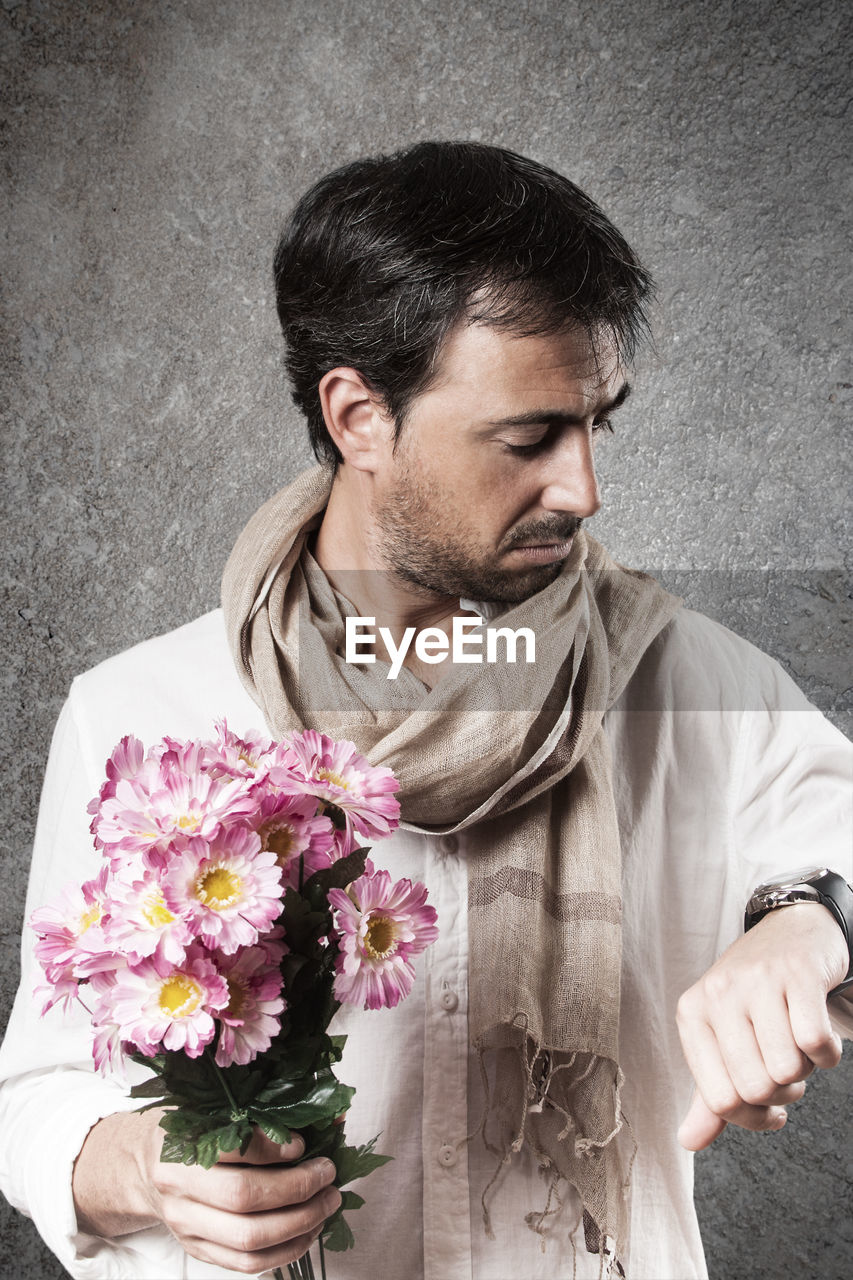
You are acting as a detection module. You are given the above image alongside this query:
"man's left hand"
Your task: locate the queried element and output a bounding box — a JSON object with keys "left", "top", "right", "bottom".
{"left": 676, "top": 903, "right": 848, "bottom": 1150}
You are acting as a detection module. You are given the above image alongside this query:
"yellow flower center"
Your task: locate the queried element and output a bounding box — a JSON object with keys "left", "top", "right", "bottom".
{"left": 176, "top": 812, "right": 201, "bottom": 832}
{"left": 78, "top": 903, "right": 102, "bottom": 934}
{"left": 316, "top": 766, "right": 349, "bottom": 791}
{"left": 263, "top": 822, "right": 296, "bottom": 867}
{"left": 158, "top": 974, "right": 203, "bottom": 1017}
{"left": 238, "top": 748, "right": 258, "bottom": 769}
{"left": 363, "top": 913, "right": 397, "bottom": 960}
{"left": 224, "top": 976, "right": 247, "bottom": 1018}
{"left": 196, "top": 865, "right": 242, "bottom": 910}
{"left": 141, "top": 888, "right": 175, "bottom": 929}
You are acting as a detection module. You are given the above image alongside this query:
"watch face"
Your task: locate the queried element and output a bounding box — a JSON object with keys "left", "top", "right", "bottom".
{"left": 758, "top": 867, "right": 830, "bottom": 893}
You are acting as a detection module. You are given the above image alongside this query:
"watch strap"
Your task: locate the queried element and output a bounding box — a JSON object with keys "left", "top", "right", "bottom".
{"left": 817, "top": 871, "right": 853, "bottom": 994}
{"left": 745, "top": 870, "right": 853, "bottom": 997}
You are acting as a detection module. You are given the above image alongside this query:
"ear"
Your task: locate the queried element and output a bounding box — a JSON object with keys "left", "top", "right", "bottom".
{"left": 318, "top": 367, "right": 393, "bottom": 472}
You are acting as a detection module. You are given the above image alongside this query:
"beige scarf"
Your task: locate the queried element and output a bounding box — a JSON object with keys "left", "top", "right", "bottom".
{"left": 221, "top": 465, "right": 680, "bottom": 1274}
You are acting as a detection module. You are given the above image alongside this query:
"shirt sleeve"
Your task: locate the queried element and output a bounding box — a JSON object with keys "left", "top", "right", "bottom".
{"left": 0, "top": 690, "right": 180, "bottom": 1278}
{"left": 730, "top": 650, "right": 853, "bottom": 1036}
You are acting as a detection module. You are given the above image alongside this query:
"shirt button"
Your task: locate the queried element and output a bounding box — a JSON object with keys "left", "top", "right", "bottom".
{"left": 438, "top": 834, "right": 459, "bottom": 856}
{"left": 440, "top": 988, "right": 459, "bottom": 1012}
{"left": 438, "top": 1144, "right": 458, "bottom": 1168}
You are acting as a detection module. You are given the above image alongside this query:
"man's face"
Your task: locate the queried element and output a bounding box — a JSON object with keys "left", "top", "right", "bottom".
{"left": 369, "top": 321, "right": 629, "bottom": 603}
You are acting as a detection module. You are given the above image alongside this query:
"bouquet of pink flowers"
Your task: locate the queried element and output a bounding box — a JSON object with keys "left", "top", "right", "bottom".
{"left": 30, "top": 721, "right": 438, "bottom": 1276}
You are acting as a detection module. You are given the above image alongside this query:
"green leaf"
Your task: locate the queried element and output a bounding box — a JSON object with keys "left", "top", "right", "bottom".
{"left": 334, "top": 1134, "right": 393, "bottom": 1187}
{"left": 159, "top": 1108, "right": 221, "bottom": 1136}
{"left": 129, "top": 1076, "right": 174, "bottom": 1100}
{"left": 254, "top": 1067, "right": 353, "bottom": 1117}
{"left": 303, "top": 849, "right": 369, "bottom": 899}
{"left": 340, "top": 1190, "right": 365, "bottom": 1211}
{"left": 160, "top": 1131, "right": 201, "bottom": 1166}
{"left": 320, "top": 802, "right": 348, "bottom": 832}
{"left": 249, "top": 1081, "right": 354, "bottom": 1131}
{"left": 253, "top": 1040, "right": 326, "bottom": 1089}
{"left": 194, "top": 1122, "right": 251, "bottom": 1168}
{"left": 158, "top": 1112, "right": 253, "bottom": 1169}
{"left": 322, "top": 1208, "right": 355, "bottom": 1252}
{"left": 281, "top": 887, "right": 330, "bottom": 954}
{"left": 253, "top": 1113, "right": 293, "bottom": 1145}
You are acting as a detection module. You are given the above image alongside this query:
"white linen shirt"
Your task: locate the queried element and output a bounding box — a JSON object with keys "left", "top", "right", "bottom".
{"left": 1, "top": 606, "right": 851, "bottom": 1280}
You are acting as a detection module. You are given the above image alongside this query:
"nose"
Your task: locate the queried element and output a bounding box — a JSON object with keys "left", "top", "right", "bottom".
{"left": 537, "top": 427, "right": 602, "bottom": 520}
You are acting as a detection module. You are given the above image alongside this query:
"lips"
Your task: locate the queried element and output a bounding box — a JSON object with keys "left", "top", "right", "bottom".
{"left": 510, "top": 537, "right": 575, "bottom": 564}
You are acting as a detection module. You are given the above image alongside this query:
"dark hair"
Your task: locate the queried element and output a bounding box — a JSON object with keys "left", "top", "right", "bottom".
{"left": 273, "top": 140, "right": 654, "bottom": 466}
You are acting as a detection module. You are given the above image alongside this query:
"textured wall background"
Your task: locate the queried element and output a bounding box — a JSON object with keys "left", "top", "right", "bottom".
{"left": 1, "top": 0, "right": 850, "bottom": 1276}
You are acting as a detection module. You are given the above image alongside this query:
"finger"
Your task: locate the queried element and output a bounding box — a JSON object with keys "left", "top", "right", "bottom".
{"left": 750, "top": 991, "right": 815, "bottom": 1087}
{"left": 677, "top": 1000, "right": 804, "bottom": 1117}
{"left": 787, "top": 979, "right": 843, "bottom": 1070}
{"left": 705, "top": 1004, "right": 781, "bottom": 1107}
{"left": 678, "top": 1089, "right": 789, "bottom": 1152}
{"left": 154, "top": 1156, "right": 337, "bottom": 1214}
{"left": 181, "top": 1221, "right": 325, "bottom": 1275}
{"left": 216, "top": 1127, "right": 306, "bottom": 1166}
{"left": 676, "top": 1006, "right": 744, "bottom": 1121}
{"left": 163, "top": 1182, "right": 342, "bottom": 1255}
{"left": 677, "top": 1091, "right": 727, "bottom": 1151}
{"left": 711, "top": 1007, "right": 808, "bottom": 1106}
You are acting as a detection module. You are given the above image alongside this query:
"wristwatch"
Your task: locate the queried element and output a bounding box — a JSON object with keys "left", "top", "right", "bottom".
{"left": 744, "top": 867, "right": 853, "bottom": 996}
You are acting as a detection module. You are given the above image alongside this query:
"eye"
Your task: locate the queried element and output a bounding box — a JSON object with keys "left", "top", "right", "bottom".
{"left": 501, "top": 439, "right": 547, "bottom": 457}
{"left": 498, "top": 422, "right": 556, "bottom": 456}
{"left": 592, "top": 416, "right": 614, "bottom": 435}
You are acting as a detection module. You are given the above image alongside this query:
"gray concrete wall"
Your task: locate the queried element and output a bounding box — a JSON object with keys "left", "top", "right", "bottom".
{"left": 1, "top": 0, "right": 850, "bottom": 1276}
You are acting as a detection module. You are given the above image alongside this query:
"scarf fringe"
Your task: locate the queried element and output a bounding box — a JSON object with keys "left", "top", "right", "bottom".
{"left": 472, "top": 1018, "right": 634, "bottom": 1277}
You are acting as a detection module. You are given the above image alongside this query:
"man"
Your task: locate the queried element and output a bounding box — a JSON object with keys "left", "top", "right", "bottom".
{"left": 0, "top": 141, "right": 851, "bottom": 1279}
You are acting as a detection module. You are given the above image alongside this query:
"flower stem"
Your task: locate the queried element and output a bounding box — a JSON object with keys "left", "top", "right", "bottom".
{"left": 205, "top": 1047, "right": 243, "bottom": 1118}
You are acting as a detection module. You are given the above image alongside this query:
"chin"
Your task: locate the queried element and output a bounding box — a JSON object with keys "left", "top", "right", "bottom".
{"left": 469, "top": 561, "right": 564, "bottom": 605}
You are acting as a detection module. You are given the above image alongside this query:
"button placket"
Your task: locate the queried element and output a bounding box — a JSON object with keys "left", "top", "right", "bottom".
{"left": 422, "top": 832, "right": 472, "bottom": 1280}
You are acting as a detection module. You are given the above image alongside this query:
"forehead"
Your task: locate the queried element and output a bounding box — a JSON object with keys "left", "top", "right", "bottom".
{"left": 420, "top": 321, "right": 624, "bottom": 418}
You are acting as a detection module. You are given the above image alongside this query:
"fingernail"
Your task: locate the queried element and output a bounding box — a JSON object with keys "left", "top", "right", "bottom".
{"left": 771, "top": 1108, "right": 787, "bottom": 1129}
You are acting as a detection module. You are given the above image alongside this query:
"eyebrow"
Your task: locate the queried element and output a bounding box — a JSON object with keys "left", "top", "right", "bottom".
{"left": 483, "top": 380, "right": 632, "bottom": 429}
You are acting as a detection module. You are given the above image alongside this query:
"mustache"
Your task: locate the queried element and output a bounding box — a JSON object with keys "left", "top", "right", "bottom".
{"left": 502, "top": 516, "right": 582, "bottom": 551}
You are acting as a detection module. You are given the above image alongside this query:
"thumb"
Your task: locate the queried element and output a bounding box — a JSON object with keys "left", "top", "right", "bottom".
{"left": 677, "top": 1091, "right": 727, "bottom": 1152}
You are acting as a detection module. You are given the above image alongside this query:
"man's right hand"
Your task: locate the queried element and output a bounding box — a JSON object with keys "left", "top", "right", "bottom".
{"left": 72, "top": 1108, "right": 342, "bottom": 1274}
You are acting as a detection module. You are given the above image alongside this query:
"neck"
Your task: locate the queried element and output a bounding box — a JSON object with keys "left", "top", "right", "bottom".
{"left": 313, "top": 466, "right": 479, "bottom": 686}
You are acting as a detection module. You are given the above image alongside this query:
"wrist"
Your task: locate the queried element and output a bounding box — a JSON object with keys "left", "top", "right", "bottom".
{"left": 745, "top": 867, "right": 853, "bottom": 995}
{"left": 72, "top": 1110, "right": 163, "bottom": 1238}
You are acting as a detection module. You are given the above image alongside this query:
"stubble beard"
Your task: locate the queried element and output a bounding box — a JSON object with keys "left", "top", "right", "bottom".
{"left": 374, "top": 466, "right": 581, "bottom": 605}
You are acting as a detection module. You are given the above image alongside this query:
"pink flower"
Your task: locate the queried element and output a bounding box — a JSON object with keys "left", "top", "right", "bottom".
{"left": 30, "top": 870, "right": 116, "bottom": 1011}
{"left": 212, "top": 942, "right": 286, "bottom": 1067}
{"left": 102, "top": 946, "right": 228, "bottom": 1058}
{"left": 86, "top": 736, "right": 146, "bottom": 830}
{"left": 329, "top": 867, "right": 438, "bottom": 1010}
{"left": 285, "top": 730, "right": 401, "bottom": 842}
{"left": 104, "top": 866, "right": 193, "bottom": 966}
{"left": 88, "top": 970, "right": 126, "bottom": 1075}
{"left": 251, "top": 791, "right": 337, "bottom": 890}
{"left": 204, "top": 720, "right": 277, "bottom": 782}
{"left": 162, "top": 827, "right": 283, "bottom": 953}
{"left": 92, "top": 762, "right": 256, "bottom": 867}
